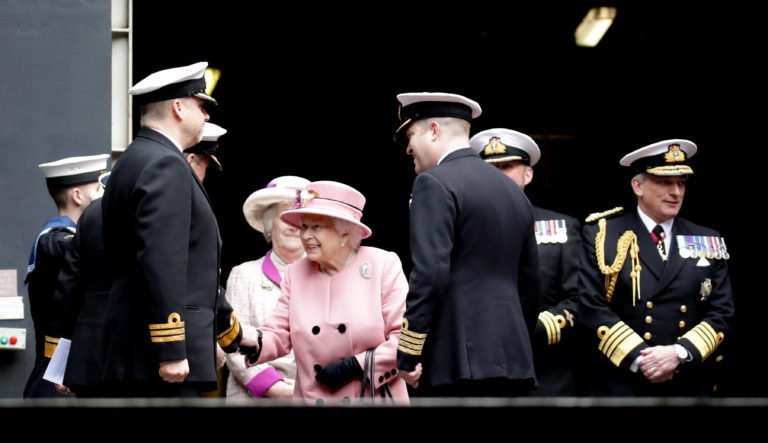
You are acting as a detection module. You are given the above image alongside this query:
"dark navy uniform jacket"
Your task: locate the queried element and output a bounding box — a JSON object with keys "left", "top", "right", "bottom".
{"left": 531, "top": 207, "right": 581, "bottom": 396}
{"left": 579, "top": 209, "right": 734, "bottom": 396}
{"left": 397, "top": 148, "right": 541, "bottom": 390}
{"left": 101, "top": 128, "right": 240, "bottom": 392}
{"left": 49, "top": 198, "right": 109, "bottom": 395}
{"left": 23, "top": 216, "right": 75, "bottom": 398}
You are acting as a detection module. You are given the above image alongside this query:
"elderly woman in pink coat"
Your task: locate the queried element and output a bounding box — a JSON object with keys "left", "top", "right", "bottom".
{"left": 246, "top": 180, "right": 409, "bottom": 405}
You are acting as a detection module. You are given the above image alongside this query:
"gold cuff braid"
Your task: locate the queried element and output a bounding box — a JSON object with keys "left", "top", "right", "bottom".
{"left": 682, "top": 321, "right": 724, "bottom": 360}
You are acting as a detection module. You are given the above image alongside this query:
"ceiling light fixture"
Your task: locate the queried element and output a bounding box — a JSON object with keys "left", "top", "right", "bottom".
{"left": 205, "top": 67, "right": 221, "bottom": 95}
{"left": 575, "top": 7, "right": 617, "bottom": 47}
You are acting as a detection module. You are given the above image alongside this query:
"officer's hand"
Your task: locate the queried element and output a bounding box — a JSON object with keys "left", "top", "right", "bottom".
{"left": 55, "top": 384, "right": 72, "bottom": 395}
{"left": 639, "top": 346, "right": 677, "bottom": 383}
{"left": 240, "top": 325, "right": 260, "bottom": 347}
{"left": 159, "top": 358, "right": 190, "bottom": 383}
{"left": 399, "top": 363, "right": 422, "bottom": 389}
{"left": 315, "top": 356, "right": 363, "bottom": 390}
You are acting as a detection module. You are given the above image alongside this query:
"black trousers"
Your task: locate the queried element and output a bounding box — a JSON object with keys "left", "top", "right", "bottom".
{"left": 423, "top": 378, "right": 535, "bottom": 398}
{"left": 99, "top": 380, "right": 204, "bottom": 398}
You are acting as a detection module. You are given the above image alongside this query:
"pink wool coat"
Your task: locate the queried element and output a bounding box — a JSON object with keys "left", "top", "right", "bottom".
{"left": 257, "top": 246, "right": 409, "bottom": 405}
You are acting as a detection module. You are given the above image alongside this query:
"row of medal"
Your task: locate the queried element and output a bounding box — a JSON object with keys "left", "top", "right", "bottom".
{"left": 676, "top": 235, "right": 730, "bottom": 260}
{"left": 535, "top": 219, "right": 567, "bottom": 244}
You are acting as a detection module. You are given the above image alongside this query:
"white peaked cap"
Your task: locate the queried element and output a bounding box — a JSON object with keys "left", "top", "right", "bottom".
{"left": 470, "top": 128, "right": 541, "bottom": 167}
{"left": 39, "top": 154, "right": 110, "bottom": 189}
{"left": 129, "top": 61, "right": 217, "bottom": 105}
{"left": 201, "top": 122, "right": 227, "bottom": 142}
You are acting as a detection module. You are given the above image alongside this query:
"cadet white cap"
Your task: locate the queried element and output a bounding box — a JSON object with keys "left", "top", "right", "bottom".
{"left": 470, "top": 128, "right": 541, "bottom": 167}
{"left": 38, "top": 154, "right": 110, "bottom": 190}
{"left": 620, "top": 139, "right": 697, "bottom": 176}
{"left": 184, "top": 122, "right": 227, "bottom": 170}
{"left": 200, "top": 122, "right": 226, "bottom": 142}
{"left": 394, "top": 92, "right": 482, "bottom": 145}
{"left": 129, "top": 61, "right": 217, "bottom": 105}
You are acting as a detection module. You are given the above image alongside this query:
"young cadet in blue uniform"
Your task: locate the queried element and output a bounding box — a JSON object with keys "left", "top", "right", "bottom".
{"left": 470, "top": 128, "right": 581, "bottom": 396}
{"left": 394, "top": 93, "right": 541, "bottom": 397}
{"left": 579, "top": 139, "right": 735, "bottom": 396}
{"left": 24, "top": 154, "right": 109, "bottom": 398}
{"left": 101, "top": 63, "right": 247, "bottom": 397}
{"left": 51, "top": 172, "right": 110, "bottom": 397}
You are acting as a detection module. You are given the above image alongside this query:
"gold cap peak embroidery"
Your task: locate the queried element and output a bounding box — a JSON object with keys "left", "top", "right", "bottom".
{"left": 482, "top": 136, "right": 508, "bottom": 156}
{"left": 664, "top": 144, "right": 686, "bottom": 163}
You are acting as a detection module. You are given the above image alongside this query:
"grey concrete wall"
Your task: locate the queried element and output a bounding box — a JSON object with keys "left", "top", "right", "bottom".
{"left": 0, "top": 0, "right": 110, "bottom": 397}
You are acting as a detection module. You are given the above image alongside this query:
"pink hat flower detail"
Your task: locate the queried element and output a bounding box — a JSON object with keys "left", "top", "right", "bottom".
{"left": 280, "top": 181, "right": 372, "bottom": 239}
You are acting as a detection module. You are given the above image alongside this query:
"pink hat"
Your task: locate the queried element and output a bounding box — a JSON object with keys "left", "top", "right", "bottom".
{"left": 280, "top": 181, "right": 372, "bottom": 239}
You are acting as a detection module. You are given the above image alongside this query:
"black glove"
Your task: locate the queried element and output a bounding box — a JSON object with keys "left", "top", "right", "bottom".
{"left": 315, "top": 356, "right": 363, "bottom": 390}
{"left": 239, "top": 329, "right": 262, "bottom": 366}
{"left": 239, "top": 346, "right": 258, "bottom": 366}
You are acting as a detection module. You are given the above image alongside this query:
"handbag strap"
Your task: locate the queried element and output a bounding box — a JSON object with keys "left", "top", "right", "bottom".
{"left": 359, "top": 349, "right": 396, "bottom": 404}
{"left": 379, "top": 383, "right": 394, "bottom": 404}
{"left": 359, "top": 349, "right": 376, "bottom": 400}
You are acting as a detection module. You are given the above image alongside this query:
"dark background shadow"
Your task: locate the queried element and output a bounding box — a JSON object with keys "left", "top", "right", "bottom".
{"left": 133, "top": 1, "right": 764, "bottom": 396}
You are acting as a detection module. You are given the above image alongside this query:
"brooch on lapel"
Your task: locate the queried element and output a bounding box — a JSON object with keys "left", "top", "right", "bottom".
{"left": 360, "top": 261, "right": 371, "bottom": 279}
{"left": 700, "top": 278, "right": 712, "bottom": 301}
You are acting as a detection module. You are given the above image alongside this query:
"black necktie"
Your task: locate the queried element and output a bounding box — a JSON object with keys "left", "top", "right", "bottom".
{"left": 651, "top": 224, "right": 667, "bottom": 261}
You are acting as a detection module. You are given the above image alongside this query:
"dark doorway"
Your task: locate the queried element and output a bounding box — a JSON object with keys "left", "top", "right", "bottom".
{"left": 133, "top": 2, "right": 763, "bottom": 396}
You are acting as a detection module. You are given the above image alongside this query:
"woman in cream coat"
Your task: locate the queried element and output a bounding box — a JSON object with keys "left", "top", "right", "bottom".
{"left": 225, "top": 176, "right": 309, "bottom": 403}
{"left": 247, "top": 181, "right": 409, "bottom": 405}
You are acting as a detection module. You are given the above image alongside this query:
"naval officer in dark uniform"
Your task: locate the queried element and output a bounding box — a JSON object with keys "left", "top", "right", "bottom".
{"left": 579, "top": 139, "right": 734, "bottom": 396}
{"left": 470, "top": 128, "right": 581, "bottom": 396}
{"left": 24, "top": 154, "right": 109, "bottom": 398}
{"left": 394, "top": 93, "right": 541, "bottom": 397}
{"left": 55, "top": 122, "right": 231, "bottom": 397}
{"left": 100, "top": 62, "right": 245, "bottom": 397}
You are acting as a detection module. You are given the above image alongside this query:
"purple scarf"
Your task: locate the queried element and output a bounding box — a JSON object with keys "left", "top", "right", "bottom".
{"left": 261, "top": 250, "right": 282, "bottom": 286}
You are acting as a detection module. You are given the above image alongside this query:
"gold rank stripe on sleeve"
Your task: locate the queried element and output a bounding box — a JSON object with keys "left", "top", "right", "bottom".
{"left": 682, "top": 321, "right": 724, "bottom": 360}
{"left": 398, "top": 318, "right": 427, "bottom": 356}
{"left": 149, "top": 312, "right": 185, "bottom": 343}
{"left": 43, "top": 336, "right": 60, "bottom": 358}
{"left": 217, "top": 312, "right": 241, "bottom": 348}
{"left": 597, "top": 321, "right": 644, "bottom": 367}
{"left": 538, "top": 311, "right": 565, "bottom": 345}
